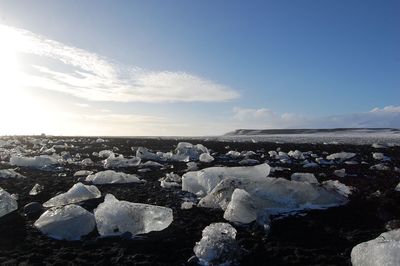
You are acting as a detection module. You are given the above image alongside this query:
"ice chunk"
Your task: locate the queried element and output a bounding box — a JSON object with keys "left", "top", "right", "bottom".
{"left": 193, "top": 223, "right": 240, "bottom": 266}
{"left": 186, "top": 162, "right": 198, "bottom": 171}
{"left": 140, "top": 161, "right": 163, "bottom": 168}
{"left": 326, "top": 152, "right": 356, "bottom": 161}
{"left": 0, "top": 169, "right": 25, "bottom": 179}
{"left": 159, "top": 172, "right": 181, "bottom": 188}
{"left": 94, "top": 194, "right": 173, "bottom": 237}
{"left": 181, "top": 201, "right": 195, "bottom": 210}
{"left": 333, "top": 168, "right": 346, "bottom": 178}
{"left": 395, "top": 183, "right": 400, "bottom": 192}
{"left": 351, "top": 229, "right": 400, "bottom": 266}
{"left": 43, "top": 183, "right": 101, "bottom": 207}
{"left": 86, "top": 170, "right": 144, "bottom": 184}
{"left": 290, "top": 173, "right": 318, "bottom": 184}
{"left": 73, "top": 170, "right": 94, "bottom": 177}
{"left": 223, "top": 189, "right": 257, "bottom": 223}
{"left": 104, "top": 154, "right": 141, "bottom": 168}
{"left": 370, "top": 163, "right": 391, "bottom": 171}
{"left": 200, "top": 175, "right": 351, "bottom": 226}
{"left": 10, "top": 155, "right": 60, "bottom": 169}
{"left": 34, "top": 204, "right": 95, "bottom": 240}
{"left": 80, "top": 158, "right": 94, "bottom": 166}
{"left": 303, "top": 162, "right": 319, "bottom": 168}
{"left": 224, "top": 178, "right": 350, "bottom": 225}
{"left": 175, "top": 142, "right": 209, "bottom": 161}
{"left": 238, "top": 158, "right": 260, "bottom": 166}
{"left": 226, "top": 150, "right": 242, "bottom": 158}
{"left": 98, "top": 150, "right": 114, "bottom": 158}
{"left": 372, "top": 152, "right": 385, "bottom": 160}
{"left": 29, "top": 183, "right": 44, "bottom": 196}
{"left": 199, "top": 153, "right": 214, "bottom": 163}
{"left": 182, "top": 163, "right": 270, "bottom": 196}
{"left": 288, "top": 150, "right": 304, "bottom": 160}
{"left": 136, "top": 147, "right": 161, "bottom": 161}
{"left": 0, "top": 188, "right": 18, "bottom": 217}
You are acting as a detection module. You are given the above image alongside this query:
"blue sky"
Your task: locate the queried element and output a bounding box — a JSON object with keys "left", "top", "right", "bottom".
{"left": 0, "top": 0, "right": 399, "bottom": 135}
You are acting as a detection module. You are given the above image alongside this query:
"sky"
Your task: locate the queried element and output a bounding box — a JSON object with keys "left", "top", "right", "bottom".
{"left": 0, "top": 0, "right": 399, "bottom": 136}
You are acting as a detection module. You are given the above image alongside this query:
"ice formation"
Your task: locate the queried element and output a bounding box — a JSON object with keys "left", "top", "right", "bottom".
{"left": 94, "top": 194, "right": 173, "bottom": 237}
{"left": 195, "top": 164, "right": 351, "bottom": 227}
{"left": 159, "top": 172, "right": 181, "bottom": 188}
{"left": 372, "top": 152, "right": 385, "bottom": 160}
{"left": 290, "top": 173, "right": 318, "bottom": 183}
{"left": 86, "top": 170, "right": 144, "bottom": 184}
{"left": 174, "top": 142, "right": 209, "bottom": 161}
{"left": 98, "top": 150, "right": 114, "bottom": 158}
{"left": 10, "top": 155, "right": 61, "bottom": 169}
{"left": 222, "top": 178, "right": 350, "bottom": 225}
{"left": 136, "top": 147, "right": 162, "bottom": 161}
{"left": 73, "top": 170, "right": 93, "bottom": 177}
{"left": 0, "top": 169, "right": 25, "bottom": 179}
{"left": 333, "top": 168, "right": 346, "bottom": 178}
{"left": 351, "top": 229, "right": 400, "bottom": 266}
{"left": 182, "top": 163, "right": 270, "bottom": 196}
{"left": 34, "top": 204, "right": 95, "bottom": 240}
{"left": 326, "top": 152, "right": 356, "bottom": 161}
{"left": 103, "top": 154, "right": 141, "bottom": 168}
{"left": 0, "top": 188, "right": 18, "bottom": 217}
{"left": 193, "top": 223, "right": 240, "bottom": 266}
{"left": 29, "top": 183, "right": 44, "bottom": 196}
{"left": 43, "top": 183, "right": 101, "bottom": 207}
{"left": 199, "top": 153, "right": 214, "bottom": 163}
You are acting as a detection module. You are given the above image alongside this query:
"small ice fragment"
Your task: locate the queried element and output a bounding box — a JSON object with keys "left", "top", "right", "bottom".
{"left": 10, "top": 155, "right": 60, "bottom": 169}
{"left": 181, "top": 201, "right": 194, "bottom": 209}
{"left": 199, "top": 153, "right": 214, "bottom": 163}
{"left": 193, "top": 223, "right": 240, "bottom": 266}
{"left": 104, "top": 154, "right": 141, "bottom": 168}
{"left": 0, "top": 188, "right": 18, "bottom": 217}
{"left": 29, "top": 183, "right": 44, "bottom": 196}
{"left": 333, "top": 168, "right": 346, "bottom": 178}
{"left": 372, "top": 152, "right": 385, "bottom": 160}
{"left": 94, "top": 194, "right": 173, "bottom": 237}
{"left": 238, "top": 158, "right": 260, "bottom": 166}
{"left": 43, "top": 183, "right": 101, "bottom": 207}
{"left": 0, "top": 169, "right": 25, "bottom": 179}
{"left": 98, "top": 150, "right": 114, "bottom": 158}
{"left": 186, "top": 162, "right": 198, "bottom": 171}
{"left": 34, "top": 204, "right": 95, "bottom": 241}
{"left": 73, "top": 170, "right": 94, "bottom": 177}
{"left": 81, "top": 158, "right": 94, "bottom": 166}
{"left": 140, "top": 161, "right": 163, "bottom": 168}
{"left": 290, "top": 173, "right": 318, "bottom": 183}
{"left": 326, "top": 152, "right": 356, "bottom": 161}
{"left": 86, "top": 170, "right": 144, "bottom": 184}
{"left": 370, "top": 164, "right": 391, "bottom": 171}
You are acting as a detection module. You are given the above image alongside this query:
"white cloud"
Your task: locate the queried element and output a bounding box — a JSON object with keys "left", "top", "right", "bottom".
{"left": 370, "top": 105, "right": 400, "bottom": 113}
{"left": 1, "top": 24, "right": 239, "bottom": 103}
{"left": 232, "top": 106, "right": 400, "bottom": 129}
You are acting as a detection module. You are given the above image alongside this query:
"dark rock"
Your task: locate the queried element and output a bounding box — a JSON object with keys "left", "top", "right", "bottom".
{"left": 23, "top": 202, "right": 44, "bottom": 219}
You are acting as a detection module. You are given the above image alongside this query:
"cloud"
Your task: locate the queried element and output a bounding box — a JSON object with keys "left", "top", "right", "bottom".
{"left": 1, "top": 24, "right": 239, "bottom": 103}
{"left": 232, "top": 106, "right": 400, "bottom": 129}
{"left": 370, "top": 106, "right": 400, "bottom": 113}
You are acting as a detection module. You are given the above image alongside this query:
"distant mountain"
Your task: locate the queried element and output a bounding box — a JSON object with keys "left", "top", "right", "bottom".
{"left": 224, "top": 128, "right": 400, "bottom": 136}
